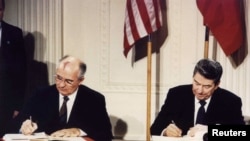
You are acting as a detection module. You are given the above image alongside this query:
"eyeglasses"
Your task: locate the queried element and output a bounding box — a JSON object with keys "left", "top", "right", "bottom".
{"left": 54, "top": 75, "right": 75, "bottom": 86}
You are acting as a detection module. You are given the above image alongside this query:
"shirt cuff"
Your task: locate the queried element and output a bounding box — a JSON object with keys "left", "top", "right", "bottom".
{"left": 79, "top": 129, "right": 87, "bottom": 136}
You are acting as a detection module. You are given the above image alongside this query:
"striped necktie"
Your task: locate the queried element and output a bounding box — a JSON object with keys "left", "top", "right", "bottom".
{"left": 59, "top": 96, "right": 69, "bottom": 126}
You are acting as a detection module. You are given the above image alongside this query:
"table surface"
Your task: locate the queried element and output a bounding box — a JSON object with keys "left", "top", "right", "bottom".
{"left": 84, "top": 137, "right": 94, "bottom": 141}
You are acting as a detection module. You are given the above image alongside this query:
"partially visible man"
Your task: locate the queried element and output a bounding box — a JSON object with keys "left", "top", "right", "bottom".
{"left": 150, "top": 58, "right": 245, "bottom": 137}
{"left": 10, "top": 55, "right": 113, "bottom": 141}
{"left": 0, "top": 0, "right": 26, "bottom": 137}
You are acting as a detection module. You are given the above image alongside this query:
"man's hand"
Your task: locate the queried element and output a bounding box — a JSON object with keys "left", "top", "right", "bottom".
{"left": 20, "top": 119, "right": 38, "bottom": 135}
{"left": 187, "top": 124, "right": 208, "bottom": 137}
{"left": 50, "top": 128, "right": 80, "bottom": 137}
{"left": 163, "top": 123, "right": 182, "bottom": 137}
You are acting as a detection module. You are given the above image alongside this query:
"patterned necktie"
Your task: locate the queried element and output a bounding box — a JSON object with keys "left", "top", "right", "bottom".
{"left": 196, "top": 100, "right": 206, "bottom": 124}
{"left": 59, "top": 96, "right": 69, "bottom": 126}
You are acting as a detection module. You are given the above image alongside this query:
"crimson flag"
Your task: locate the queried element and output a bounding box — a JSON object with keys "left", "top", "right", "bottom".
{"left": 196, "top": 0, "right": 245, "bottom": 56}
{"left": 123, "top": 0, "right": 163, "bottom": 57}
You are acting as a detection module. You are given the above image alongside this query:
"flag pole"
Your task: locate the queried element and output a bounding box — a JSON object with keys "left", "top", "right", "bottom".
{"left": 146, "top": 35, "right": 152, "bottom": 141}
{"left": 204, "top": 26, "right": 209, "bottom": 58}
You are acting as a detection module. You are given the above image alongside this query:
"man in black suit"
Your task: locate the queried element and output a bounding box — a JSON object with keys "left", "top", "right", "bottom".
{"left": 150, "top": 58, "right": 245, "bottom": 137}
{"left": 0, "top": 0, "right": 26, "bottom": 137}
{"left": 10, "top": 55, "right": 113, "bottom": 141}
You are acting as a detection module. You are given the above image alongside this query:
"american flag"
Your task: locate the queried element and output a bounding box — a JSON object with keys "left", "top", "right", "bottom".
{"left": 123, "top": 0, "right": 163, "bottom": 57}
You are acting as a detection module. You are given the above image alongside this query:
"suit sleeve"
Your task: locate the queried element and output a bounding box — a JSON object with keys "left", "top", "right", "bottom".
{"left": 87, "top": 95, "right": 113, "bottom": 141}
{"left": 150, "top": 88, "right": 177, "bottom": 135}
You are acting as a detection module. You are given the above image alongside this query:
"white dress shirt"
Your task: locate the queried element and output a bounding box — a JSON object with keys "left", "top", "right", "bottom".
{"left": 194, "top": 97, "right": 211, "bottom": 124}
{"left": 59, "top": 89, "right": 87, "bottom": 136}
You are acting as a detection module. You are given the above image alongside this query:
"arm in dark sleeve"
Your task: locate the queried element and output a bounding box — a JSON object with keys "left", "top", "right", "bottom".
{"left": 150, "top": 88, "right": 177, "bottom": 135}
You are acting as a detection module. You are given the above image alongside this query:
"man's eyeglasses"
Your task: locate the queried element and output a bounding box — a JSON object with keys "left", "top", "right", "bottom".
{"left": 54, "top": 75, "right": 75, "bottom": 86}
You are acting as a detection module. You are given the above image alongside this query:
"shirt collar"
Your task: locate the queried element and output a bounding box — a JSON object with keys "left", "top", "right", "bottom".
{"left": 59, "top": 88, "right": 78, "bottom": 101}
{"left": 195, "top": 96, "right": 211, "bottom": 105}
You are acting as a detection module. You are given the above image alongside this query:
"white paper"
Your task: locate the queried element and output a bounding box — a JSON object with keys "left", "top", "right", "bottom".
{"left": 3, "top": 132, "right": 86, "bottom": 141}
{"left": 48, "top": 136, "right": 86, "bottom": 141}
{"left": 3, "top": 132, "right": 47, "bottom": 141}
{"left": 152, "top": 132, "right": 205, "bottom": 141}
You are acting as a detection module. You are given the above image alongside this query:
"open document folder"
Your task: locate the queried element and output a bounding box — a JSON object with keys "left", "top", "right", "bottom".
{"left": 3, "top": 132, "right": 86, "bottom": 141}
{"left": 151, "top": 131, "right": 206, "bottom": 141}
{"left": 152, "top": 136, "right": 202, "bottom": 141}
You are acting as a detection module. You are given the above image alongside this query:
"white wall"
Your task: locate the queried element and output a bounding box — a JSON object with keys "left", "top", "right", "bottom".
{"left": 5, "top": 0, "right": 250, "bottom": 140}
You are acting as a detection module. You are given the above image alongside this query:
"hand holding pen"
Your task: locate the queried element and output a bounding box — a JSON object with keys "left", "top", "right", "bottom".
{"left": 20, "top": 116, "right": 38, "bottom": 135}
{"left": 163, "top": 120, "right": 182, "bottom": 137}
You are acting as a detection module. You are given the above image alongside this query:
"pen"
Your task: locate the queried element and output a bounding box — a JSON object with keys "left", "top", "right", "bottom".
{"left": 30, "top": 116, "right": 33, "bottom": 127}
{"left": 171, "top": 120, "right": 175, "bottom": 124}
{"left": 171, "top": 120, "right": 182, "bottom": 137}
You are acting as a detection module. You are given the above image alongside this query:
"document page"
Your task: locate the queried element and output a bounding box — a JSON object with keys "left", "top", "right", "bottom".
{"left": 48, "top": 136, "right": 86, "bottom": 141}
{"left": 3, "top": 132, "right": 47, "bottom": 141}
{"left": 152, "top": 135, "right": 202, "bottom": 141}
{"left": 152, "top": 131, "right": 205, "bottom": 141}
{"left": 3, "top": 132, "right": 86, "bottom": 141}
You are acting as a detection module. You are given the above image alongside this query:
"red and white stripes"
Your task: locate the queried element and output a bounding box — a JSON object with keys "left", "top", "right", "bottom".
{"left": 123, "top": 0, "right": 162, "bottom": 57}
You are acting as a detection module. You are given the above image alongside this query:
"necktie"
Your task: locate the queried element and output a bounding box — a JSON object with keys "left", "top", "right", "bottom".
{"left": 196, "top": 100, "right": 206, "bottom": 124}
{"left": 59, "top": 96, "right": 69, "bottom": 126}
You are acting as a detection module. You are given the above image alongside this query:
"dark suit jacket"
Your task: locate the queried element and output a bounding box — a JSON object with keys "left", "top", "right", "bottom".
{"left": 150, "top": 84, "right": 245, "bottom": 136}
{"left": 10, "top": 85, "right": 113, "bottom": 141}
{"left": 0, "top": 21, "right": 26, "bottom": 137}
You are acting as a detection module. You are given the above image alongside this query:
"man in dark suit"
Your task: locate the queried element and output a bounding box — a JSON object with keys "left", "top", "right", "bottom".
{"left": 10, "top": 55, "right": 113, "bottom": 141}
{"left": 150, "top": 58, "right": 245, "bottom": 137}
{"left": 0, "top": 0, "right": 26, "bottom": 137}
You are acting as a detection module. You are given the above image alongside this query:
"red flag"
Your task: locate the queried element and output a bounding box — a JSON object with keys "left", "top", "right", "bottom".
{"left": 196, "top": 0, "right": 245, "bottom": 56}
{"left": 123, "top": 0, "right": 162, "bottom": 57}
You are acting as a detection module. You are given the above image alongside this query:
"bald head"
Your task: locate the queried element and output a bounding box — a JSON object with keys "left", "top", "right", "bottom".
{"left": 55, "top": 55, "right": 86, "bottom": 95}
{"left": 57, "top": 55, "right": 87, "bottom": 80}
